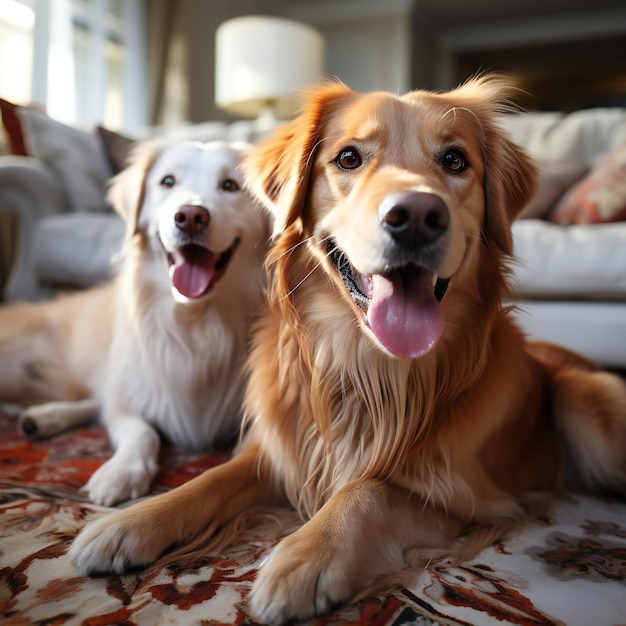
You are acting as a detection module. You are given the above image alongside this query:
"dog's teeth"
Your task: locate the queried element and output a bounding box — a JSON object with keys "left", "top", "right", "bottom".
{"left": 432, "top": 274, "right": 438, "bottom": 288}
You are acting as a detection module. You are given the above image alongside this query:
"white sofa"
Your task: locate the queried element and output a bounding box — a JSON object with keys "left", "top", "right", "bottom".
{"left": 504, "top": 108, "right": 626, "bottom": 368}
{"left": 2, "top": 105, "right": 625, "bottom": 366}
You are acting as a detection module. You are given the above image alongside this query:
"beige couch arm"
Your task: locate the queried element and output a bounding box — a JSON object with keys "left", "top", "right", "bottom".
{"left": 0, "top": 155, "right": 68, "bottom": 301}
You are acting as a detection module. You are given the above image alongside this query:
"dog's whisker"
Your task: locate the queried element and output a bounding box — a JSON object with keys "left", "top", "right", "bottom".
{"left": 305, "top": 137, "right": 330, "bottom": 171}
{"left": 278, "top": 258, "right": 325, "bottom": 302}
{"left": 268, "top": 235, "right": 317, "bottom": 266}
{"left": 275, "top": 236, "right": 335, "bottom": 302}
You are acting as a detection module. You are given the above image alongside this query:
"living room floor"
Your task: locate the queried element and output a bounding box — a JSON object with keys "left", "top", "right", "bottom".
{"left": 1, "top": 406, "right": 625, "bottom": 625}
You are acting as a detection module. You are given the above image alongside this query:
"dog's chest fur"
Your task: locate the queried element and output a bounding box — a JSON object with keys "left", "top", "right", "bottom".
{"left": 100, "top": 272, "right": 250, "bottom": 450}
{"left": 252, "top": 284, "right": 438, "bottom": 516}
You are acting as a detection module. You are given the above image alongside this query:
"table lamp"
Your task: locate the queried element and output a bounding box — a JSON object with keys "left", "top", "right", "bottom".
{"left": 215, "top": 15, "right": 325, "bottom": 128}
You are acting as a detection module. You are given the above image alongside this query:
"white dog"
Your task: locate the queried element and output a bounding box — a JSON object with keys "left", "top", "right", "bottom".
{"left": 0, "top": 140, "right": 270, "bottom": 506}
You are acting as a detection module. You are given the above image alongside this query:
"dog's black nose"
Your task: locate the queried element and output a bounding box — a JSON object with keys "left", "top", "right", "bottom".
{"left": 175, "top": 204, "right": 210, "bottom": 235}
{"left": 379, "top": 192, "right": 449, "bottom": 247}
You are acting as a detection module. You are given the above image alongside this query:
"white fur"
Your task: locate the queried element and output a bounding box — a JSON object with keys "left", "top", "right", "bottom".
{"left": 85, "top": 141, "right": 269, "bottom": 505}
{"left": 0, "top": 141, "right": 269, "bottom": 507}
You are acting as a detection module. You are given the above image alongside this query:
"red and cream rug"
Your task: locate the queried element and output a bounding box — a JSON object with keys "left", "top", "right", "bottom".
{"left": 1, "top": 410, "right": 624, "bottom": 625}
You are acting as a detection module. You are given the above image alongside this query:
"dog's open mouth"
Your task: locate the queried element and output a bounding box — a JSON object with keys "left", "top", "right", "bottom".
{"left": 167, "top": 239, "right": 239, "bottom": 299}
{"left": 327, "top": 239, "right": 450, "bottom": 359}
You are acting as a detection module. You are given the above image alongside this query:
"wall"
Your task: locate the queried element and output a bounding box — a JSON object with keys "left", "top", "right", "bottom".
{"left": 284, "top": 0, "right": 414, "bottom": 94}
{"left": 151, "top": 0, "right": 282, "bottom": 124}
{"left": 156, "top": 0, "right": 626, "bottom": 124}
{"left": 158, "top": 0, "right": 415, "bottom": 124}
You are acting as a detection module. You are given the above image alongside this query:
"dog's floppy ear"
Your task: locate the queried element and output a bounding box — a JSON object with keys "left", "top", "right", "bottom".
{"left": 482, "top": 119, "right": 537, "bottom": 255}
{"left": 107, "top": 139, "right": 165, "bottom": 239}
{"left": 452, "top": 76, "right": 538, "bottom": 255}
{"left": 244, "top": 82, "right": 354, "bottom": 236}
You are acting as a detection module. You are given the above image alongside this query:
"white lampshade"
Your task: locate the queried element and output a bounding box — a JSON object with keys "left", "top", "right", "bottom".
{"left": 215, "top": 15, "right": 325, "bottom": 120}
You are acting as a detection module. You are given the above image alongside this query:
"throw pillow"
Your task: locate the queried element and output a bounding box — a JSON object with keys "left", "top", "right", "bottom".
{"left": 0, "top": 97, "right": 28, "bottom": 156}
{"left": 548, "top": 141, "right": 626, "bottom": 225}
{"left": 518, "top": 160, "right": 589, "bottom": 219}
{"left": 96, "top": 126, "right": 135, "bottom": 174}
{"left": 17, "top": 107, "right": 113, "bottom": 212}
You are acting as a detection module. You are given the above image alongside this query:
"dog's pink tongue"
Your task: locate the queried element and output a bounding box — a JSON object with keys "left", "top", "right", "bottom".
{"left": 366, "top": 270, "right": 443, "bottom": 359}
{"left": 170, "top": 247, "right": 217, "bottom": 298}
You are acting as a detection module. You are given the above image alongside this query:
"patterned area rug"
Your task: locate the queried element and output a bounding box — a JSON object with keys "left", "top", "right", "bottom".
{"left": 1, "top": 408, "right": 625, "bottom": 626}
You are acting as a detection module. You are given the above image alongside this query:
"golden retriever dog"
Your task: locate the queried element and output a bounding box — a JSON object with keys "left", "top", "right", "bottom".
{"left": 69, "top": 77, "right": 626, "bottom": 623}
{"left": 0, "top": 140, "right": 269, "bottom": 506}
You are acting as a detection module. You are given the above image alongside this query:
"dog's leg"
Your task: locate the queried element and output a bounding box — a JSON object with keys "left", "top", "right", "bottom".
{"left": 70, "top": 444, "right": 277, "bottom": 575}
{"left": 553, "top": 367, "right": 626, "bottom": 493}
{"left": 0, "top": 305, "right": 86, "bottom": 406}
{"left": 247, "top": 478, "right": 463, "bottom": 625}
{"left": 85, "top": 415, "right": 161, "bottom": 506}
{"left": 18, "top": 398, "right": 98, "bottom": 438}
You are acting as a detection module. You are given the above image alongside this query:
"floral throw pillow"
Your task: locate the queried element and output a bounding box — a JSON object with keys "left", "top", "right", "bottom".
{"left": 518, "top": 160, "right": 588, "bottom": 220}
{"left": 548, "top": 141, "right": 626, "bottom": 225}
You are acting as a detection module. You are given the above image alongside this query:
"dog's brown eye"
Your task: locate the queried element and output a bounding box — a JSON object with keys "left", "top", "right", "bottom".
{"left": 336, "top": 148, "right": 362, "bottom": 171}
{"left": 442, "top": 150, "right": 466, "bottom": 173}
{"left": 161, "top": 174, "right": 176, "bottom": 187}
{"left": 222, "top": 179, "right": 239, "bottom": 192}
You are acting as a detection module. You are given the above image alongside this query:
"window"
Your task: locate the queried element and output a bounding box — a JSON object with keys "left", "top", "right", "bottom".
{"left": 0, "top": 0, "right": 146, "bottom": 130}
{"left": 0, "top": 0, "right": 35, "bottom": 105}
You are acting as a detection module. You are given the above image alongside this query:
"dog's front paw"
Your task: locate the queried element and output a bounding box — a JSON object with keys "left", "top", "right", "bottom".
{"left": 247, "top": 530, "right": 354, "bottom": 624}
{"left": 69, "top": 509, "right": 164, "bottom": 576}
{"left": 86, "top": 455, "right": 158, "bottom": 506}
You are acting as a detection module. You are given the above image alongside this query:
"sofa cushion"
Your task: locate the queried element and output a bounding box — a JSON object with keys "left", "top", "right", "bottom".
{"left": 33, "top": 213, "right": 125, "bottom": 288}
{"left": 17, "top": 107, "right": 113, "bottom": 213}
{"left": 511, "top": 219, "right": 626, "bottom": 299}
{"left": 548, "top": 141, "right": 626, "bottom": 225}
{"left": 519, "top": 160, "right": 589, "bottom": 219}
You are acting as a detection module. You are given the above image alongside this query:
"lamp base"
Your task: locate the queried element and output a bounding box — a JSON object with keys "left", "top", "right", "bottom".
{"left": 255, "top": 105, "right": 278, "bottom": 134}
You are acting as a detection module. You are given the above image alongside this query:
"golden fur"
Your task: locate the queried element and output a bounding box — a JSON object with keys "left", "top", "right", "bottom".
{"left": 70, "top": 77, "right": 626, "bottom": 624}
